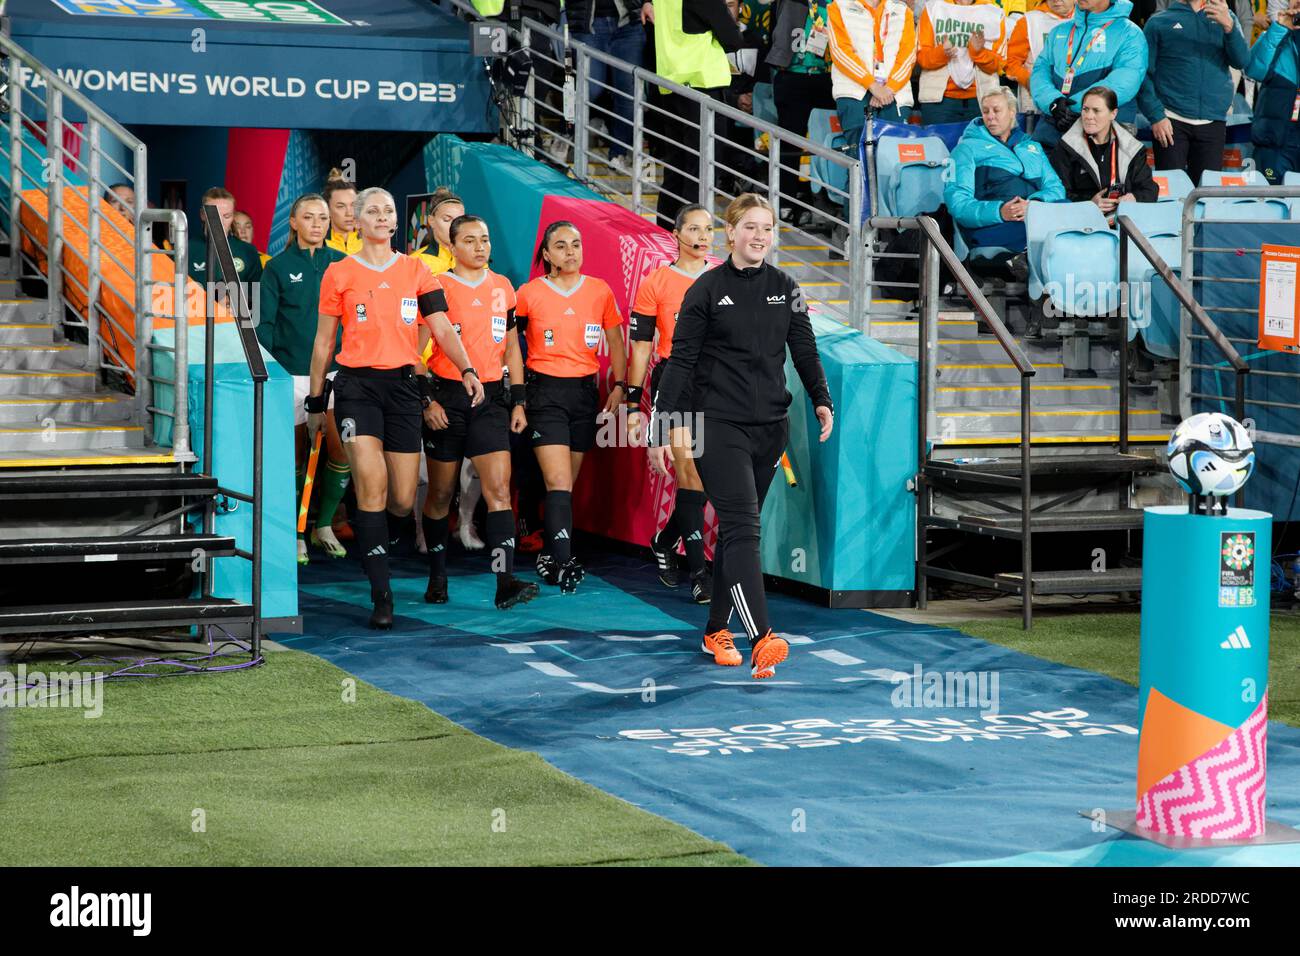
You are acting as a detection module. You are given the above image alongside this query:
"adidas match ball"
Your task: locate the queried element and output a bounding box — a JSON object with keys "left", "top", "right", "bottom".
{"left": 1166, "top": 412, "right": 1255, "bottom": 496}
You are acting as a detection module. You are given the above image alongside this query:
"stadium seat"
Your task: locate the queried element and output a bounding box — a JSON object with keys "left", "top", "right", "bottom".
{"left": 1116, "top": 200, "right": 1182, "bottom": 357}
{"left": 1283, "top": 172, "right": 1300, "bottom": 219}
{"left": 807, "top": 109, "right": 848, "bottom": 200}
{"left": 874, "top": 135, "right": 949, "bottom": 218}
{"left": 1195, "top": 169, "right": 1288, "bottom": 219}
{"left": 1151, "top": 168, "right": 1194, "bottom": 203}
{"left": 1027, "top": 201, "right": 1120, "bottom": 316}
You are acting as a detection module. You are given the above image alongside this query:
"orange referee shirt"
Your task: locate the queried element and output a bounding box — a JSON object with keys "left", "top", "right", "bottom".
{"left": 629, "top": 263, "right": 708, "bottom": 361}
{"left": 319, "top": 253, "right": 448, "bottom": 370}
{"left": 428, "top": 269, "right": 516, "bottom": 383}
{"left": 516, "top": 274, "right": 622, "bottom": 377}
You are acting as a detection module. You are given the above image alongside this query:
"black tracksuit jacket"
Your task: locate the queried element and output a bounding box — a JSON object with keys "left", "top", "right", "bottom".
{"left": 654, "top": 258, "right": 833, "bottom": 426}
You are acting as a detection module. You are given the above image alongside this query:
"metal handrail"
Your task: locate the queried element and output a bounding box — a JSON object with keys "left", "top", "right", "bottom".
{"left": 439, "top": 0, "right": 867, "bottom": 328}
{"left": 0, "top": 31, "right": 157, "bottom": 440}
{"left": 1178, "top": 186, "right": 1296, "bottom": 430}
{"left": 200, "top": 204, "right": 266, "bottom": 658}
{"left": 876, "top": 215, "right": 1037, "bottom": 629}
{"left": 137, "top": 209, "right": 190, "bottom": 461}
{"left": 1118, "top": 213, "right": 1248, "bottom": 453}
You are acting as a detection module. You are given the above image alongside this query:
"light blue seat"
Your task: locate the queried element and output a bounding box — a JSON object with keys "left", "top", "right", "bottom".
{"left": 874, "top": 135, "right": 949, "bottom": 217}
{"left": 1151, "top": 168, "right": 1194, "bottom": 203}
{"left": 1196, "top": 168, "right": 1288, "bottom": 220}
{"left": 807, "top": 109, "right": 849, "bottom": 200}
{"left": 1283, "top": 172, "right": 1300, "bottom": 219}
{"left": 1116, "top": 200, "right": 1182, "bottom": 357}
{"left": 1027, "top": 201, "right": 1120, "bottom": 317}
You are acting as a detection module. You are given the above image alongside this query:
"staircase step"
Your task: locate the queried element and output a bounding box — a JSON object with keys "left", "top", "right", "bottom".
{"left": 0, "top": 322, "right": 54, "bottom": 345}
{"left": 0, "top": 344, "right": 76, "bottom": 370}
{"left": 0, "top": 470, "right": 215, "bottom": 500}
{"left": 0, "top": 423, "right": 144, "bottom": 452}
{"left": 934, "top": 405, "right": 1163, "bottom": 435}
{"left": 872, "top": 317, "right": 977, "bottom": 343}
{"left": 936, "top": 338, "right": 1116, "bottom": 368}
{"left": 0, "top": 369, "right": 97, "bottom": 395}
{"left": 0, "top": 392, "right": 130, "bottom": 425}
{"left": 0, "top": 597, "right": 253, "bottom": 636}
{"left": 938, "top": 429, "right": 1171, "bottom": 447}
{"left": 924, "top": 509, "right": 1146, "bottom": 539}
{"left": 937, "top": 362, "right": 1065, "bottom": 383}
{"left": 993, "top": 567, "right": 1143, "bottom": 595}
{"left": 0, "top": 300, "right": 49, "bottom": 322}
{"left": 0, "top": 533, "right": 237, "bottom": 565}
{"left": 937, "top": 382, "right": 1122, "bottom": 408}
{"left": 926, "top": 452, "right": 1164, "bottom": 487}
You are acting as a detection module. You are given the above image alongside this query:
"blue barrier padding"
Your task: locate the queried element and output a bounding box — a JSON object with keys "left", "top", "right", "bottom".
{"left": 423, "top": 134, "right": 608, "bottom": 288}
{"left": 285, "top": 553, "right": 1300, "bottom": 866}
{"left": 184, "top": 359, "right": 298, "bottom": 622}
{"left": 761, "top": 316, "right": 917, "bottom": 597}
{"left": 1191, "top": 221, "right": 1300, "bottom": 521}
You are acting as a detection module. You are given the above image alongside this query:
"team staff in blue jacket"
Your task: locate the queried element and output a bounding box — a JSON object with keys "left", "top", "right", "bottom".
{"left": 1030, "top": 0, "right": 1150, "bottom": 147}
{"left": 1138, "top": 0, "right": 1249, "bottom": 187}
{"left": 945, "top": 87, "right": 1067, "bottom": 258}
{"left": 1245, "top": 4, "right": 1300, "bottom": 183}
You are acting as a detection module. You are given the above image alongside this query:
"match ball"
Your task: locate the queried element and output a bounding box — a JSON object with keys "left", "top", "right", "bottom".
{"left": 1166, "top": 412, "right": 1255, "bottom": 497}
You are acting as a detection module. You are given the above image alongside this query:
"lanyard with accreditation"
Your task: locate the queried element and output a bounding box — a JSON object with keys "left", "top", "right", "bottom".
{"left": 1060, "top": 19, "right": 1115, "bottom": 95}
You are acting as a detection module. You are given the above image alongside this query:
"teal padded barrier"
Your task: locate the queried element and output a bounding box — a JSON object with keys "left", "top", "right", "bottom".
{"left": 422, "top": 134, "right": 608, "bottom": 287}
{"left": 187, "top": 360, "right": 298, "bottom": 623}
{"left": 760, "top": 316, "right": 917, "bottom": 603}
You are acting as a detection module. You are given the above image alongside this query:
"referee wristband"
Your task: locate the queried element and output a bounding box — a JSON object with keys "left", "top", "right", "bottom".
{"left": 625, "top": 384, "right": 644, "bottom": 407}
{"left": 304, "top": 378, "right": 332, "bottom": 414}
{"left": 510, "top": 384, "right": 527, "bottom": 408}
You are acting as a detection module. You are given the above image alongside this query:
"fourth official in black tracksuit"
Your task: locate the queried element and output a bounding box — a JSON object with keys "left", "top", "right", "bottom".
{"left": 653, "top": 255, "right": 832, "bottom": 676}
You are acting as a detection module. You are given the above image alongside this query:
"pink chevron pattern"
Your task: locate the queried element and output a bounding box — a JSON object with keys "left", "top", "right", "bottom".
{"left": 1136, "top": 695, "right": 1268, "bottom": 840}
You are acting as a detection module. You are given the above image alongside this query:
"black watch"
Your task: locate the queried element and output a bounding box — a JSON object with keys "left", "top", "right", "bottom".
{"left": 461, "top": 366, "right": 478, "bottom": 379}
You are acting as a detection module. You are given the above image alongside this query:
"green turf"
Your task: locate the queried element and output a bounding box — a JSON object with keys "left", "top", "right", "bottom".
{"left": 0, "top": 650, "right": 750, "bottom": 866}
{"left": 952, "top": 611, "right": 1300, "bottom": 727}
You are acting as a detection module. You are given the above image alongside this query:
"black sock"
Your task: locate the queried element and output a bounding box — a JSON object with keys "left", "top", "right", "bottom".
{"left": 387, "top": 509, "right": 415, "bottom": 551}
{"left": 422, "top": 513, "right": 449, "bottom": 579}
{"left": 544, "top": 490, "right": 573, "bottom": 564}
{"left": 675, "top": 489, "right": 707, "bottom": 575}
{"left": 353, "top": 509, "right": 390, "bottom": 600}
{"left": 654, "top": 509, "right": 679, "bottom": 550}
{"left": 485, "top": 509, "right": 516, "bottom": 585}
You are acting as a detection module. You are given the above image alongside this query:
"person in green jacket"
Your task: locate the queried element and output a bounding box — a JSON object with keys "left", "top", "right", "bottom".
{"left": 187, "top": 186, "right": 264, "bottom": 286}
{"left": 255, "top": 193, "right": 352, "bottom": 565}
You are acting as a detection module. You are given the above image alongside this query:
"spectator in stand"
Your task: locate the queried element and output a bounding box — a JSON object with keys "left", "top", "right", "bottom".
{"left": 1030, "top": 0, "right": 1149, "bottom": 147}
{"left": 1139, "top": 0, "right": 1249, "bottom": 187}
{"left": 644, "top": 0, "right": 743, "bottom": 229}
{"left": 766, "top": 0, "right": 836, "bottom": 224}
{"left": 740, "top": 0, "right": 780, "bottom": 126}
{"left": 829, "top": 0, "right": 918, "bottom": 148}
{"left": 186, "top": 186, "right": 263, "bottom": 286}
{"left": 254, "top": 193, "right": 351, "bottom": 565}
{"left": 104, "top": 183, "right": 135, "bottom": 217}
{"left": 1246, "top": 0, "right": 1300, "bottom": 181}
{"left": 569, "top": 1, "right": 647, "bottom": 179}
{"left": 944, "top": 86, "right": 1065, "bottom": 267}
{"left": 1051, "top": 85, "right": 1159, "bottom": 213}
{"left": 720, "top": 0, "right": 768, "bottom": 194}
{"left": 916, "top": 0, "right": 1008, "bottom": 125}
{"left": 1006, "top": 0, "right": 1076, "bottom": 130}
{"left": 322, "top": 176, "right": 362, "bottom": 255}
{"left": 232, "top": 210, "right": 271, "bottom": 266}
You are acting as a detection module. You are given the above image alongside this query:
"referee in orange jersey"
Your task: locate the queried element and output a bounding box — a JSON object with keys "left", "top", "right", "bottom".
{"left": 308, "top": 187, "right": 484, "bottom": 629}
{"left": 420, "top": 214, "right": 539, "bottom": 611}
{"left": 516, "top": 221, "right": 627, "bottom": 593}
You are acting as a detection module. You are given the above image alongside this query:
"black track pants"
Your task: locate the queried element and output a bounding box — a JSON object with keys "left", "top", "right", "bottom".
{"left": 695, "top": 416, "right": 788, "bottom": 641}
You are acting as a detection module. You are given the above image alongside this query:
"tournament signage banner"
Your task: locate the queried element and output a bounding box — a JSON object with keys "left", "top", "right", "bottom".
{"left": 8, "top": 0, "right": 496, "bottom": 132}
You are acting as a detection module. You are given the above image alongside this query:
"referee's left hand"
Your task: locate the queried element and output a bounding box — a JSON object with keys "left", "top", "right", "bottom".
{"left": 463, "top": 372, "right": 485, "bottom": 407}
{"left": 816, "top": 406, "right": 834, "bottom": 442}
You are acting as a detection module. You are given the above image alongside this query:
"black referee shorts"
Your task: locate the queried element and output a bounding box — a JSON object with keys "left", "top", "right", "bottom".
{"left": 332, "top": 364, "right": 423, "bottom": 454}
{"left": 422, "top": 376, "right": 511, "bottom": 462}
{"left": 525, "top": 370, "right": 600, "bottom": 453}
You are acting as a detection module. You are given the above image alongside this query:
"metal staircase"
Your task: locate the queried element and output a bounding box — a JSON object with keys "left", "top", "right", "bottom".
{"left": 0, "top": 35, "right": 265, "bottom": 653}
